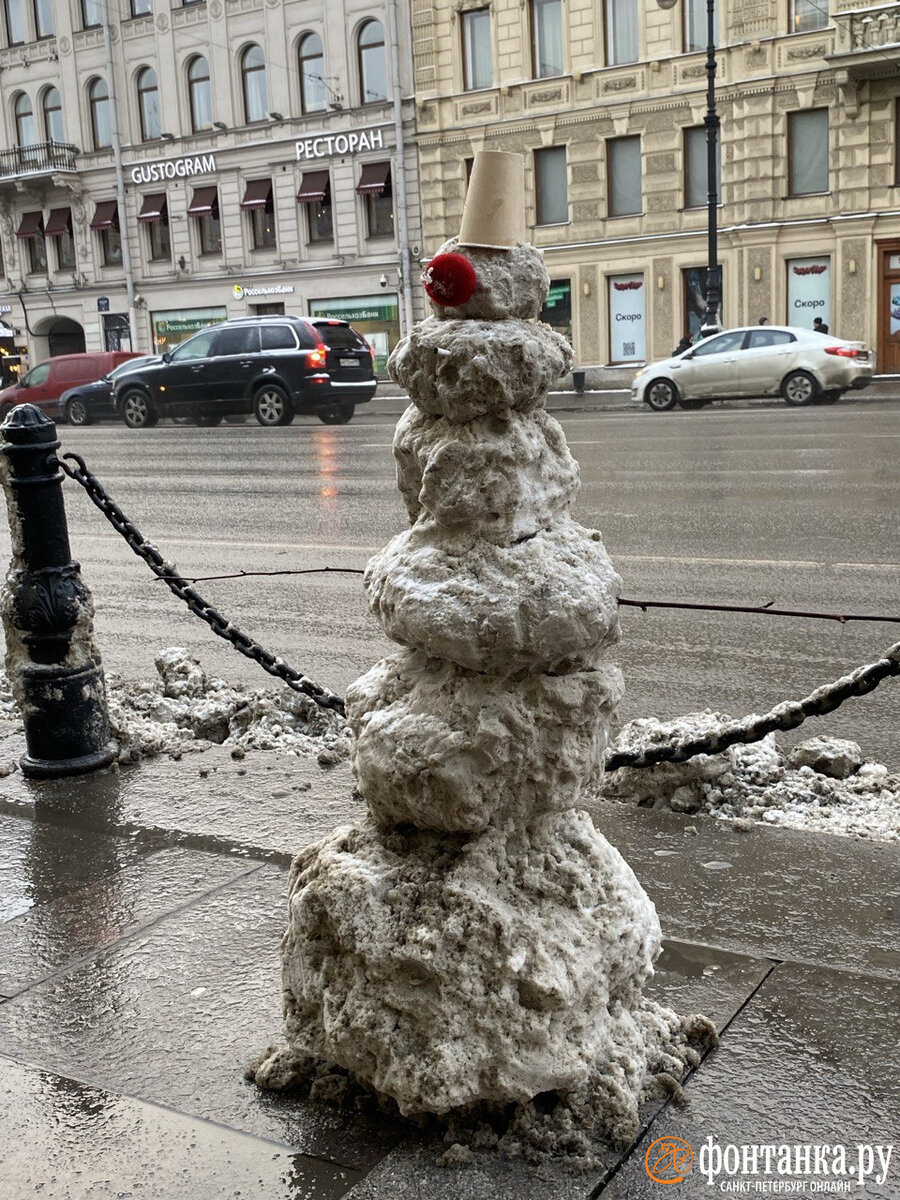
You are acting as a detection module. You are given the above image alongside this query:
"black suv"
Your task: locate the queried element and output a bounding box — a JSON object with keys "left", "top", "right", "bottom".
{"left": 115, "top": 316, "right": 377, "bottom": 428}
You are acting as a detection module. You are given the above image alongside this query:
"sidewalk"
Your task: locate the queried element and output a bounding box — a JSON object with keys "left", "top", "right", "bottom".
{"left": 0, "top": 729, "right": 898, "bottom": 1199}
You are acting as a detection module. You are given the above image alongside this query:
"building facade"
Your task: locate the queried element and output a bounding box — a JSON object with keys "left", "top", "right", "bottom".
{"left": 411, "top": 0, "right": 900, "bottom": 375}
{"left": 0, "top": 0, "right": 421, "bottom": 380}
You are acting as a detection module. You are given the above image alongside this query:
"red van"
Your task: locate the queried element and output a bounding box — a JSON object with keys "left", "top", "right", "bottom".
{"left": 0, "top": 351, "right": 139, "bottom": 422}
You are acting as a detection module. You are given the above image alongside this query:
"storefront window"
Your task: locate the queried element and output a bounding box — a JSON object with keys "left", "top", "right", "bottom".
{"left": 786, "top": 257, "right": 830, "bottom": 332}
{"left": 151, "top": 306, "right": 228, "bottom": 353}
{"left": 541, "top": 279, "right": 572, "bottom": 342}
{"left": 682, "top": 266, "right": 722, "bottom": 341}
{"left": 309, "top": 295, "right": 398, "bottom": 375}
{"left": 608, "top": 273, "right": 645, "bottom": 362}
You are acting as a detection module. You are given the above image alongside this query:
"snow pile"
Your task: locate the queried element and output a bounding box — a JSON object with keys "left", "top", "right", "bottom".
{"left": 603, "top": 712, "right": 900, "bottom": 842}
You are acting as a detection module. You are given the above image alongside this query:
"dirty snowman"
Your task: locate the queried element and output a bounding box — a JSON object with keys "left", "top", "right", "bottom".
{"left": 248, "top": 151, "right": 714, "bottom": 1168}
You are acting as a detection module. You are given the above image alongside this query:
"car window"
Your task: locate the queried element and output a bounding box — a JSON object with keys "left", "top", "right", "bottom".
{"left": 169, "top": 331, "right": 216, "bottom": 362}
{"left": 213, "top": 326, "right": 261, "bottom": 356}
{"left": 746, "top": 329, "right": 795, "bottom": 349}
{"left": 260, "top": 325, "right": 298, "bottom": 351}
{"left": 314, "top": 323, "right": 366, "bottom": 349}
{"left": 692, "top": 331, "right": 746, "bottom": 357}
{"left": 23, "top": 363, "right": 50, "bottom": 386}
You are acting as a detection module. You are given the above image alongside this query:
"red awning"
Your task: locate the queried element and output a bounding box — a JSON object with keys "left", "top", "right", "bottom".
{"left": 187, "top": 186, "right": 218, "bottom": 217}
{"left": 16, "top": 211, "right": 44, "bottom": 239}
{"left": 44, "top": 208, "right": 72, "bottom": 238}
{"left": 296, "top": 170, "right": 330, "bottom": 203}
{"left": 240, "top": 179, "right": 272, "bottom": 209}
{"left": 356, "top": 162, "right": 391, "bottom": 195}
{"left": 90, "top": 200, "right": 119, "bottom": 230}
{"left": 137, "top": 193, "right": 167, "bottom": 222}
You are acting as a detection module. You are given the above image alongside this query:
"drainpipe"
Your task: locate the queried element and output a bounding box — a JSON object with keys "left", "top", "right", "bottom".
{"left": 101, "top": 1, "right": 138, "bottom": 351}
{"left": 386, "top": 0, "right": 413, "bottom": 338}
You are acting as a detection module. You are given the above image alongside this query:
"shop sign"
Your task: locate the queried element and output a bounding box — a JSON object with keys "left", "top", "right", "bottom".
{"left": 130, "top": 153, "right": 217, "bottom": 185}
{"left": 309, "top": 296, "right": 398, "bottom": 323}
{"left": 97, "top": 297, "right": 110, "bottom": 312}
{"left": 296, "top": 127, "right": 387, "bottom": 161}
{"left": 232, "top": 284, "right": 296, "bottom": 300}
{"left": 151, "top": 306, "right": 227, "bottom": 350}
{"left": 787, "top": 257, "right": 830, "bottom": 330}
{"left": 0, "top": 304, "right": 11, "bottom": 314}
{"left": 608, "top": 274, "right": 645, "bottom": 362}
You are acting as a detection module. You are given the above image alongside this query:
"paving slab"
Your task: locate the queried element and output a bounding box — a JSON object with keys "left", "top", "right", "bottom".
{"left": 344, "top": 940, "right": 775, "bottom": 1200}
{"left": 0, "top": 845, "right": 260, "bottom": 996}
{"left": 589, "top": 800, "right": 900, "bottom": 980}
{"left": 0, "top": 747, "right": 360, "bottom": 865}
{"left": 0, "top": 864, "right": 403, "bottom": 1172}
{"left": 0, "top": 1053, "right": 362, "bottom": 1200}
{"left": 601, "top": 960, "right": 900, "bottom": 1198}
{"left": 0, "top": 809, "right": 157, "bottom": 926}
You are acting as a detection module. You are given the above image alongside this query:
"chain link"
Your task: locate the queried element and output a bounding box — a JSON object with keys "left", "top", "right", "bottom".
{"left": 59, "top": 452, "right": 346, "bottom": 716}
{"left": 605, "top": 640, "right": 900, "bottom": 771}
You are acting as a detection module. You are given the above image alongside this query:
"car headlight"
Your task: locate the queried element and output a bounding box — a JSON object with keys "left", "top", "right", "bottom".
{"left": 633, "top": 370, "right": 645, "bottom": 383}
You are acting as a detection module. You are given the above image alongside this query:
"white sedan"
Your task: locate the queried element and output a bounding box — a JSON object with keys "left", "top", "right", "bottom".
{"left": 632, "top": 325, "right": 874, "bottom": 411}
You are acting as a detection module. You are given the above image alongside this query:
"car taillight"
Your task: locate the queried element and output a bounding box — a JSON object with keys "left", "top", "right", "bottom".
{"left": 824, "top": 346, "right": 860, "bottom": 357}
{"left": 308, "top": 342, "right": 327, "bottom": 368}
{"left": 368, "top": 343, "right": 375, "bottom": 361}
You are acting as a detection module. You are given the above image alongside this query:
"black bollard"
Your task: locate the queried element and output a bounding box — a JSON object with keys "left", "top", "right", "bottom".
{"left": 0, "top": 404, "right": 115, "bottom": 777}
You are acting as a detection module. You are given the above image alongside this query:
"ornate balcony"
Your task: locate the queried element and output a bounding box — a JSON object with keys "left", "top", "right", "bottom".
{"left": 826, "top": 2, "right": 900, "bottom": 78}
{"left": 0, "top": 141, "right": 79, "bottom": 182}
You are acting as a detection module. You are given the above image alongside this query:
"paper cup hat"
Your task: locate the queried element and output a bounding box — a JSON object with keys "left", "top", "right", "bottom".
{"left": 458, "top": 150, "right": 526, "bottom": 249}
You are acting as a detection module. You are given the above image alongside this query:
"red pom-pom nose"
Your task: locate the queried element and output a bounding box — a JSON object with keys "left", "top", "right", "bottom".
{"left": 421, "top": 252, "right": 478, "bottom": 307}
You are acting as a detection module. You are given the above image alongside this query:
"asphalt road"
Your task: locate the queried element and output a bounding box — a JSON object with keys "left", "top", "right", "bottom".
{"left": 3, "top": 399, "right": 898, "bottom": 768}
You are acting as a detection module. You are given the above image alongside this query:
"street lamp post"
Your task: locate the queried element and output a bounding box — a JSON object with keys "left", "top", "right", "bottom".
{"left": 658, "top": 0, "right": 720, "bottom": 336}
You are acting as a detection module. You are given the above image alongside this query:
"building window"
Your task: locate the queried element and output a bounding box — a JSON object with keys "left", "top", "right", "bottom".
{"left": 42, "top": 87, "right": 63, "bottom": 142}
{"left": 91, "top": 201, "right": 122, "bottom": 265}
{"left": 357, "top": 162, "right": 393, "bottom": 237}
{"left": 358, "top": 20, "right": 387, "bottom": 104}
{"left": 89, "top": 78, "right": 112, "bottom": 149}
{"left": 14, "top": 93, "right": 36, "bottom": 150}
{"left": 534, "top": 146, "right": 568, "bottom": 225}
{"left": 608, "top": 274, "right": 646, "bottom": 362}
{"left": 17, "top": 212, "right": 46, "bottom": 273}
{"left": 606, "top": 0, "right": 637, "bottom": 65}
{"left": 791, "top": 0, "right": 827, "bottom": 32}
{"left": 241, "top": 179, "right": 276, "bottom": 249}
{"left": 138, "top": 194, "right": 170, "bottom": 261}
{"left": 683, "top": 126, "right": 720, "bottom": 209}
{"left": 683, "top": 266, "right": 721, "bottom": 340}
{"left": 81, "top": 0, "right": 102, "bottom": 29}
{"left": 607, "top": 135, "right": 641, "bottom": 216}
{"left": 684, "top": 0, "right": 709, "bottom": 52}
{"left": 541, "top": 278, "right": 572, "bottom": 341}
{"left": 299, "top": 32, "right": 327, "bottom": 113}
{"left": 241, "top": 44, "right": 267, "bottom": 123}
{"left": 45, "top": 207, "right": 75, "bottom": 270}
{"left": 137, "top": 67, "right": 161, "bottom": 142}
{"left": 130, "top": 0, "right": 152, "bottom": 13}
{"left": 188, "top": 56, "right": 213, "bottom": 132}
{"left": 462, "top": 8, "right": 492, "bottom": 90}
{"left": 33, "top": 0, "right": 53, "bottom": 37}
{"left": 298, "top": 171, "right": 333, "bottom": 243}
{"left": 187, "top": 187, "right": 221, "bottom": 256}
{"left": 788, "top": 109, "right": 828, "bottom": 195}
{"left": 4, "top": 0, "right": 26, "bottom": 44}
{"left": 532, "top": 0, "right": 563, "bottom": 78}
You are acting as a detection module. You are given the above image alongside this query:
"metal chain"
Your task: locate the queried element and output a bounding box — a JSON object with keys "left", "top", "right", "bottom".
{"left": 58, "top": 452, "right": 346, "bottom": 716}
{"left": 605, "top": 640, "right": 900, "bottom": 771}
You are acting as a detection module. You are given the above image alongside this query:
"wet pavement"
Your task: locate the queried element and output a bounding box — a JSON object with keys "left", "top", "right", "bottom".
{"left": 0, "top": 728, "right": 897, "bottom": 1199}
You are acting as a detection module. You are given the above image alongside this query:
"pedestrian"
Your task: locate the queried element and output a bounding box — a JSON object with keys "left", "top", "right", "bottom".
{"left": 673, "top": 334, "right": 693, "bottom": 355}
{"left": 758, "top": 317, "right": 768, "bottom": 325}
{"left": 813, "top": 317, "right": 829, "bottom": 335}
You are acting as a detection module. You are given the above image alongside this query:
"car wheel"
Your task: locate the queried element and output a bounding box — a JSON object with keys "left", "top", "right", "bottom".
{"left": 645, "top": 379, "right": 679, "bottom": 411}
{"left": 194, "top": 414, "right": 223, "bottom": 426}
{"left": 318, "top": 403, "right": 354, "bottom": 425}
{"left": 782, "top": 370, "right": 819, "bottom": 407}
{"left": 66, "top": 397, "right": 92, "bottom": 426}
{"left": 120, "top": 389, "right": 158, "bottom": 428}
{"left": 254, "top": 385, "right": 294, "bottom": 426}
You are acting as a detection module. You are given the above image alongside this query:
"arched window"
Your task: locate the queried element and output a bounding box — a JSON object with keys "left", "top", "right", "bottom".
{"left": 358, "top": 20, "right": 387, "bottom": 105}
{"left": 241, "top": 44, "right": 267, "bottom": 123}
{"left": 14, "top": 93, "right": 36, "bottom": 148}
{"left": 137, "top": 66, "right": 160, "bottom": 141}
{"left": 298, "top": 33, "right": 326, "bottom": 114}
{"left": 42, "top": 87, "right": 64, "bottom": 142}
{"left": 188, "top": 56, "right": 212, "bottom": 132}
{"left": 89, "top": 77, "right": 111, "bottom": 149}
